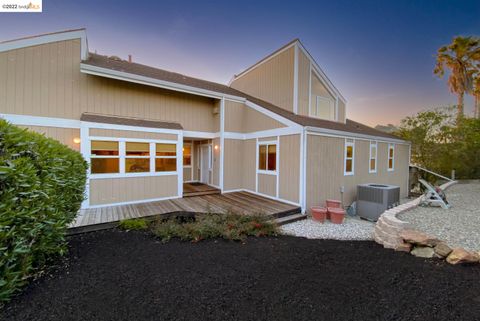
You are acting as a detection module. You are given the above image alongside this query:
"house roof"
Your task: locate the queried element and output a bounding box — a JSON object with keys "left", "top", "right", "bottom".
{"left": 81, "top": 113, "right": 183, "bottom": 130}
{"left": 83, "top": 53, "right": 402, "bottom": 141}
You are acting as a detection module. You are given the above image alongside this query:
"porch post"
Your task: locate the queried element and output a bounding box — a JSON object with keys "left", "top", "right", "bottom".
{"left": 80, "top": 122, "right": 90, "bottom": 209}
{"left": 219, "top": 97, "right": 225, "bottom": 192}
{"left": 177, "top": 131, "right": 184, "bottom": 197}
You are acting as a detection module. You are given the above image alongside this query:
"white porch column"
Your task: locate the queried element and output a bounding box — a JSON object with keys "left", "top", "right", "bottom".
{"left": 177, "top": 131, "right": 184, "bottom": 197}
{"left": 219, "top": 97, "right": 225, "bottom": 192}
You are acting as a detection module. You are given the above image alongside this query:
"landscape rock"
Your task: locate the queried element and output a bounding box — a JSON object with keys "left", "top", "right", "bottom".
{"left": 395, "top": 242, "right": 412, "bottom": 253}
{"left": 411, "top": 246, "right": 435, "bottom": 258}
{"left": 446, "top": 248, "right": 480, "bottom": 265}
{"left": 434, "top": 242, "right": 453, "bottom": 258}
{"left": 400, "top": 229, "right": 440, "bottom": 247}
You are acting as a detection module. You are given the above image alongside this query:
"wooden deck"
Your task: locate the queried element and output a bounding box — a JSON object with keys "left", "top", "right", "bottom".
{"left": 70, "top": 191, "right": 301, "bottom": 232}
{"left": 183, "top": 183, "right": 220, "bottom": 197}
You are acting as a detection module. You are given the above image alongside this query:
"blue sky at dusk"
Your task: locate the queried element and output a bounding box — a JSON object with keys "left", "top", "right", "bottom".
{"left": 1, "top": 0, "right": 479, "bottom": 126}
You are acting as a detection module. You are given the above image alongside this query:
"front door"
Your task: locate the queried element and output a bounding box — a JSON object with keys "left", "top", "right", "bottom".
{"left": 200, "top": 145, "right": 211, "bottom": 184}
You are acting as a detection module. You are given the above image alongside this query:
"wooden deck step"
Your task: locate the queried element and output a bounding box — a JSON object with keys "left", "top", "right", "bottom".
{"left": 183, "top": 189, "right": 221, "bottom": 197}
{"left": 274, "top": 213, "right": 306, "bottom": 226}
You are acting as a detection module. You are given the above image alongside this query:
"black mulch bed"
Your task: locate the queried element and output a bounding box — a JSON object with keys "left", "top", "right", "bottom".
{"left": 2, "top": 230, "right": 480, "bottom": 321}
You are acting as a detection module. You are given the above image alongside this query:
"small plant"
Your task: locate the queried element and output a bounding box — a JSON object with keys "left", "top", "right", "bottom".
{"left": 118, "top": 218, "right": 149, "bottom": 231}
{"left": 152, "top": 213, "right": 278, "bottom": 243}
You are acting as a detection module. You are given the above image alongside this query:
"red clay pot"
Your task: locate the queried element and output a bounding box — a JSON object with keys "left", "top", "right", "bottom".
{"left": 329, "top": 208, "right": 345, "bottom": 224}
{"left": 311, "top": 207, "right": 327, "bottom": 223}
{"left": 326, "top": 199, "right": 342, "bottom": 208}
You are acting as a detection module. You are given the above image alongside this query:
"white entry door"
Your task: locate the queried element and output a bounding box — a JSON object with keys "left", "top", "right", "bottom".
{"left": 200, "top": 145, "right": 211, "bottom": 184}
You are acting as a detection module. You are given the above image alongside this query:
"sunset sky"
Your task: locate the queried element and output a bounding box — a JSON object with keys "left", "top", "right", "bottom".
{"left": 1, "top": 0, "right": 479, "bottom": 126}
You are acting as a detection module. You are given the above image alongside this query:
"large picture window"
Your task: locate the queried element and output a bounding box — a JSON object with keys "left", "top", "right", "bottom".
{"left": 369, "top": 141, "right": 377, "bottom": 173}
{"left": 388, "top": 144, "right": 395, "bottom": 171}
{"left": 344, "top": 139, "right": 355, "bottom": 176}
{"left": 310, "top": 96, "right": 335, "bottom": 120}
{"left": 90, "top": 141, "right": 119, "bottom": 174}
{"left": 89, "top": 139, "right": 178, "bottom": 176}
{"left": 258, "top": 143, "right": 276, "bottom": 172}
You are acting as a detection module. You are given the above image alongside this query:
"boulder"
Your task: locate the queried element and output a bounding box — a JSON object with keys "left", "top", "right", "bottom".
{"left": 395, "top": 242, "right": 412, "bottom": 253}
{"left": 446, "top": 248, "right": 480, "bottom": 265}
{"left": 434, "top": 242, "right": 453, "bottom": 258}
{"left": 411, "top": 246, "right": 435, "bottom": 258}
{"left": 399, "top": 229, "right": 440, "bottom": 247}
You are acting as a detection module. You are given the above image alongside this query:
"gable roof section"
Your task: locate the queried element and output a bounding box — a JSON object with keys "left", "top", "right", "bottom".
{"left": 81, "top": 113, "right": 183, "bottom": 130}
{"left": 81, "top": 53, "right": 402, "bottom": 141}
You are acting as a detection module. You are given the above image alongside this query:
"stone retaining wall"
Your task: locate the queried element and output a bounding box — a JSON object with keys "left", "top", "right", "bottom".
{"left": 373, "top": 180, "right": 457, "bottom": 251}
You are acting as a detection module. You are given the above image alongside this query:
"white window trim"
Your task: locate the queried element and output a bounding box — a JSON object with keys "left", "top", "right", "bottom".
{"left": 344, "top": 139, "right": 355, "bottom": 176}
{"left": 369, "top": 141, "right": 377, "bottom": 173}
{"left": 256, "top": 140, "right": 278, "bottom": 175}
{"left": 309, "top": 95, "right": 335, "bottom": 121}
{"left": 89, "top": 137, "right": 178, "bottom": 179}
{"left": 388, "top": 143, "right": 395, "bottom": 172}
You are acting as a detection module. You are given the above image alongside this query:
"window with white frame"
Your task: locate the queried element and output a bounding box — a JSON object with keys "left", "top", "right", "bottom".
{"left": 258, "top": 143, "right": 277, "bottom": 172}
{"left": 90, "top": 141, "right": 120, "bottom": 174}
{"left": 90, "top": 140, "right": 177, "bottom": 176}
{"left": 183, "top": 143, "right": 192, "bottom": 167}
{"left": 344, "top": 139, "right": 354, "bottom": 175}
{"left": 388, "top": 144, "right": 395, "bottom": 171}
{"left": 369, "top": 141, "right": 377, "bottom": 173}
{"left": 310, "top": 96, "right": 335, "bottom": 120}
{"left": 155, "top": 143, "right": 177, "bottom": 172}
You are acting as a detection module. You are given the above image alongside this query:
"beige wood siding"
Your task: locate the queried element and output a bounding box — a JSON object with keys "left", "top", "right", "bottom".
{"left": 306, "top": 134, "right": 409, "bottom": 211}
{"left": 243, "top": 139, "right": 256, "bottom": 191}
{"left": 224, "top": 100, "right": 285, "bottom": 133}
{"left": 230, "top": 47, "right": 295, "bottom": 113}
{"left": 223, "top": 139, "right": 244, "bottom": 191}
{"left": 279, "top": 134, "right": 300, "bottom": 203}
{"left": 258, "top": 174, "right": 276, "bottom": 197}
{"left": 183, "top": 168, "right": 192, "bottom": 182}
{"left": 19, "top": 125, "right": 81, "bottom": 151}
{"left": 258, "top": 136, "right": 277, "bottom": 142}
{"left": 89, "top": 175, "right": 178, "bottom": 205}
{"left": 0, "top": 39, "right": 218, "bottom": 132}
{"left": 89, "top": 128, "right": 177, "bottom": 140}
{"left": 337, "top": 100, "right": 346, "bottom": 123}
{"left": 297, "top": 49, "right": 310, "bottom": 116}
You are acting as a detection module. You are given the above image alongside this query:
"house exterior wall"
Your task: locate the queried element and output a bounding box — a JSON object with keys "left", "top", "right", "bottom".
{"left": 279, "top": 134, "right": 301, "bottom": 203}
{"left": 223, "top": 139, "right": 244, "bottom": 191}
{"left": 224, "top": 100, "right": 285, "bottom": 133}
{"left": 306, "top": 134, "right": 409, "bottom": 211}
{"left": 243, "top": 139, "right": 257, "bottom": 191}
{"left": 19, "top": 125, "right": 80, "bottom": 151}
{"left": 230, "top": 47, "right": 295, "bottom": 113}
{"left": 0, "top": 39, "right": 218, "bottom": 132}
{"left": 89, "top": 175, "right": 178, "bottom": 206}
{"left": 89, "top": 128, "right": 176, "bottom": 140}
{"left": 257, "top": 173, "right": 276, "bottom": 197}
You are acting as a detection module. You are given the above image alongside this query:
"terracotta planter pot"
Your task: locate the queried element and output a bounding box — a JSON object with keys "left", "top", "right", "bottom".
{"left": 326, "top": 199, "right": 342, "bottom": 208}
{"left": 311, "top": 207, "right": 327, "bottom": 223}
{"left": 329, "top": 208, "right": 345, "bottom": 224}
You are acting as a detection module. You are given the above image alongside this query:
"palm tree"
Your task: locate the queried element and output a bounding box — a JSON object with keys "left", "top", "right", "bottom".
{"left": 434, "top": 36, "right": 479, "bottom": 119}
{"left": 474, "top": 75, "right": 480, "bottom": 118}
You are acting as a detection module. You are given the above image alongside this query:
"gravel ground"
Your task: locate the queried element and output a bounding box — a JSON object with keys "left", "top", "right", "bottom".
{"left": 3, "top": 229, "right": 480, "bottom": 321}
{"left": 281, "top": 217, "right": 375, "bottom": 240}
{"left": 399, "top": 182, "right": 480, "bottom": 252}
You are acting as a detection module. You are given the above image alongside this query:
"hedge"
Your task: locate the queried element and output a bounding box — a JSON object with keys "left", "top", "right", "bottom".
{"left": 0, "top": 120, "right": 87, "bottom": 302}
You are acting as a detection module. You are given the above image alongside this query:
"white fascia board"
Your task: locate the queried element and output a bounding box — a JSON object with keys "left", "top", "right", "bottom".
{"left": 80, "top": 64, "right": 245, "bottom": 102}
{"left": 1, "top": 113, "right": 81, "bottom": 128}
{"left": 183, "top": 130, "right": 219, "bottom": 139}
{"left": 306, "top": 126, "right": 408, "bottom": 144}
{"left": 296, "top": 42, "right": 346, "bottom": 103}
{"left": 0, "top": 29, "right": 88, "bottom": 60}
{"left": 244, "top": 100, "right": 302, "bottom": 128}
{"left": 228, "top": 41, "right": 297, "bottom": 85}
{"left": 224, "top": 126, "right": 302, "bottom": 140}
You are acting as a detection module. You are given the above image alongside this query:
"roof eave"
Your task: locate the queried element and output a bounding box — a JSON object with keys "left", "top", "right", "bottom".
{"left": 305, "top": 126, "right": 408, "bottom": 144}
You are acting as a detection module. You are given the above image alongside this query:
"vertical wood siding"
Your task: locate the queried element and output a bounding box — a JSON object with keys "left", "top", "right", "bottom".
{"left": 224, "top": 100, "right": 285, "bottom": 133}
{"left": 257, "top": 174, "right": 276, "bottom": 197}
{"left": 89, "top": 175, "right": 178, "bottom": 205}
{"left": 279, "top": 134, "right": 300, "bottom": 203}
{"left": 223, "top": 139, "right": 244, "bottom": 190}
{"left": 297, "top": 49, "right": 310, "bottom": 116}
{"left": 19, "top": 125, "right": 80, "bottom": 151}
{"left": 230, "top": 47, "right": 295, "bottom": 113}
{"left": 243, "top": 139, "right": 256, "bottom": 191}
{"left": 306, "top": 134, "right": 409, "bottom": 211}
{"left": 0, "top": 39, "right": 218, "bottom": 132}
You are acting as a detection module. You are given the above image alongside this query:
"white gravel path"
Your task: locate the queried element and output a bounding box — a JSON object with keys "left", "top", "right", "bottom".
{"left": 281, "top": 217, "right": 375, "bottom": 241}
{"left": 398, "top": 182, "right": 480, "bottom": 252}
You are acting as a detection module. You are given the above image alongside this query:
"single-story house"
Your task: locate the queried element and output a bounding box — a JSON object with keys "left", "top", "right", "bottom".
{"left": 0, "top": 29, "right": 410, "bottom": 213}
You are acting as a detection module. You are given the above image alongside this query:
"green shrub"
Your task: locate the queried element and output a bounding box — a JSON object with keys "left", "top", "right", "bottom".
{"left": 118, "top": 218, "right": 148, "bottom": 231}
{"left": 153, "top": 213, "right": 278, "bottom": 242}
{"left": 0, "top": 120, "right": 87, "bottom": 302}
